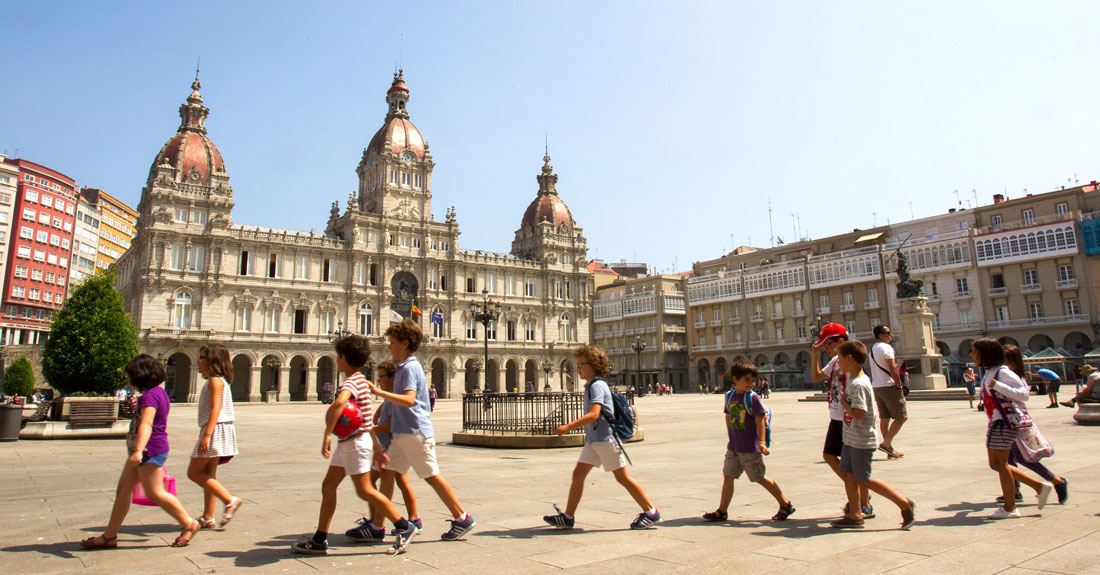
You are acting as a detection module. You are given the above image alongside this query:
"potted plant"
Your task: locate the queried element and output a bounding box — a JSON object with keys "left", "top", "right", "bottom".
{"left": 1, "top": 356, "right": 36, "bottom": 441}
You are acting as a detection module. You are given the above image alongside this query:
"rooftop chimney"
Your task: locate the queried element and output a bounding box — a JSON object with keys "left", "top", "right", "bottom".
{"left": 993, "top": 194, "right": 1006, "bottom": 204}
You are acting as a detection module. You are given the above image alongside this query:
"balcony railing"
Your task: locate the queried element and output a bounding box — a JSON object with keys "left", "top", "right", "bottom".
{"left": 771, "top": 313, "right": 784, "bottom": 320}
{"left": 645, "top": 326, "right": 657, "bottom": 333}
{"left": 751, "top": 313, "right": 764, "bottom": 322}
{"left": 710, "top": 319, "right": 723, "bottom": 327}
{"left": 987, "top": 314, "right": 1090, "bottom": 329}
{"left": 933, "top": 321, "right": 983, "bottom": 334}
{"left": 728, "top": 317, "right": 741, "bottom": 325}
{"left": 693, "top": 321, "right": 706, "bottom": 328}
{"left": 954, "top": 291, "right": 971, "bottom": 299}
{"left": 692, "top": 344, "right": 721, "bottom": 352}
{"left": 624, "top": 328, "right": 636, "bottom": 335}
{"left": 839, "top": 304, "right": 855, "bottom": 312}
{"left": 864, "top": 301, "right": 881, "bottom": 309}
{"left": 987, "top": 287, "right": 1008, "bottom": 297}
{"left": 1056, "top": 279, "right": 1078, "bottom": 290}
{"left": 792, "top": 309, "right": 806, "bottom": 318}
{"left": 1020, "top": 283, "right": 1042, "bottom": 293}
{"left": 665, "top": 325, "right": 686, "bottom": 333}
{"left": 817, "top": 306, "right": 830, "bottom": 315}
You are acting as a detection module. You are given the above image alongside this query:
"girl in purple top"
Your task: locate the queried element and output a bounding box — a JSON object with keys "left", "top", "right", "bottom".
{"left": 80, "top": 354, "right": 199, "bottom": 549}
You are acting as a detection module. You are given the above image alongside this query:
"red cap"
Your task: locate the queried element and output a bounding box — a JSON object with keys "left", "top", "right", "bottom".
{"left": 815, "top": 323, "right": 849, "bottom": 346}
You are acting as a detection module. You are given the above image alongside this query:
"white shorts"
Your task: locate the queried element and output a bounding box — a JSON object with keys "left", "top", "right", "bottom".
{"left": 330, "top": 432, "right": 373, "bottom": 476}
{"left": 385, "top": 433, "right": 441, "bottom": 479}
{"left": 578, "top": 439, "right": 628, "bottom": 472}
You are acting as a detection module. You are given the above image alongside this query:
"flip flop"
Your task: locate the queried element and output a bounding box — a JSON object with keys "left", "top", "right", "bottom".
{"left": 171, "top": 520, "right": 200, "bottom": 547}
{"left": 79, "top": 535, "right": 117, "bottom": 549}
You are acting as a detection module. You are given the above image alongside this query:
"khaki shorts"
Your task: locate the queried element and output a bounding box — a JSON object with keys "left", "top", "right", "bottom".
{"left": 578, "top": 439, "right": 628, "bottom": 471}
{"left": 874, "top": 385, "right": 907, "bottom": 420}
{"left": 330, "top": 432, "right": 374, "bottom": 476}
{"left": 723, "top": 450, "right": 766, "bottom": 482}
{"left": 385, "top": 433, "right": 441, "bottom": 479}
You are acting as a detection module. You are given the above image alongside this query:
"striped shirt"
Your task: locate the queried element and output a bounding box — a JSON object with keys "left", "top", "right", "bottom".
{"left": 339, "top": 371, "right": 373, "bottom": 440}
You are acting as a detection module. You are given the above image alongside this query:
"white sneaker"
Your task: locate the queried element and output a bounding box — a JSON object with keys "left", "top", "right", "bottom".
{"left": 988, "top": 507, "right": 1021, "bottom": 519}
{"left": 1037, "top": 482, "right": 1053, "bottom": 510}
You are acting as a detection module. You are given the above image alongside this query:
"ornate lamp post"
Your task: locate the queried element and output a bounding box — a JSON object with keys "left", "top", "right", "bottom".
{"left": 542, "top": 359, "right": 553, "bottom": 392}
{"left": 262, "top": 355, "right": 281, "bottom": 402}
{"left": 632, "top": 336, "right": 646, "bottom": 395}
{"left": 469, "top": 357, "right": 482, "bottom": 394}
{"left": 327, "top": 319, "right": 354, "bottom": 344}
{"left": 469, "top": 289, "right": 500, "bottom": 393}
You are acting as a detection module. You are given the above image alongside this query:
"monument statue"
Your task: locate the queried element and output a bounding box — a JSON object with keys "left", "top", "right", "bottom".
{"left": 895, "top": 249, "right": 924, "bottom": 299}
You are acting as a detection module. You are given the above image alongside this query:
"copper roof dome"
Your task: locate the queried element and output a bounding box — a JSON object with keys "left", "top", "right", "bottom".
{"left": 520, "top": 153, "right": 574, "bottom": 233}
{"left": 149, "top": 75, "right": 226, "bottom": 185}
{"left": 366, "top": 70, "right": 426, "bottom": 160}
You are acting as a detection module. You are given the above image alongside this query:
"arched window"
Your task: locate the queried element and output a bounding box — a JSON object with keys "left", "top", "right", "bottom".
{"left": 431, "top": 307, "right": 444, "bottom": 338}
{"left": 559, "top": 312, "right": 571, "bottom": 342}
{"left": 173, "top": 292, "right": 192, "bottom": 329}
{"left": 364, "top": 303, "right": 376, "bottom": 335}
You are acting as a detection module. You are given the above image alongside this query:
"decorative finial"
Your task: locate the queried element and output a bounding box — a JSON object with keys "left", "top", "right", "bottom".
{"left": 193, "top": 56, "right": 201, "bottom": 91}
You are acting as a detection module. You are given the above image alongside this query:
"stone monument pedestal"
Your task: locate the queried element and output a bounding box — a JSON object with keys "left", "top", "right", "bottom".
{"left": 896, "top": 296, "right": 948, "bottom": 390}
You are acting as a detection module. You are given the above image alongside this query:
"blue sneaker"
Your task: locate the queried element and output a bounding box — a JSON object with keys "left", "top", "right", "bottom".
{"left": 542, "top": 504, "right": 575, "bottom": 529}
{"left": 862, "top": 505, "right": 875, "bottom": 519}
{"left": 388, "top": 520, "right": 419, "bottom": 555}
{"left": 441, "top": 514, "right": 477, "bottom": 541}
{"left": 389, "top": 517, "right": 423, "bottom": 535}
{"left": 345, "top": 517, "right": 386, "bottom": 543}
{"left": 630, "top": 509, "right": 661, "bottom": 529}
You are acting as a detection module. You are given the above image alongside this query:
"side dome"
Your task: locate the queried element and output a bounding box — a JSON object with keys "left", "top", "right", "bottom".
{"left": 365, "top": 70, "right": 426, "bottom": 160}
{"left": 149, "top": 76, "right": 227, "bottom": 185}
{"left": 520, "top": 153, "right": 573, "bottom": 233}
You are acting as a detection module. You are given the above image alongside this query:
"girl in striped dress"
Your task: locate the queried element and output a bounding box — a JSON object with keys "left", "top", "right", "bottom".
{"left": 188, "top": 343, "right": 243, "bottom": 528}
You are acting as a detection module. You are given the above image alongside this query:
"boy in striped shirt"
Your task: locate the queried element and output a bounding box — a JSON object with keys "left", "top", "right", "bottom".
{"left": 293, "top": 335, "right": 419, "bottom": 555}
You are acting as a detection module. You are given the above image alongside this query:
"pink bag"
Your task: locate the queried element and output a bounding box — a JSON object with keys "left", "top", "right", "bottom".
{"left": 1015, "top": 425, "right": 1054, "bottom": 463}
{"left": 131, "top": 473, "right": 177, "bottom": 506}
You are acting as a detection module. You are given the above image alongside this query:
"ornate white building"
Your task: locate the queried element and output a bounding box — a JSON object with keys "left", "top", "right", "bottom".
{"left": 115, "top": 72, "right": 591, "bottom": 403}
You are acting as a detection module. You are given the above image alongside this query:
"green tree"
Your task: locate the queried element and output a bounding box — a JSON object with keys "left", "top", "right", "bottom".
{"left": 42, "top": 271, "right": 139, "bottom": 395}
{"left": 3, "top": 356, "right": 36, "bottom": 397}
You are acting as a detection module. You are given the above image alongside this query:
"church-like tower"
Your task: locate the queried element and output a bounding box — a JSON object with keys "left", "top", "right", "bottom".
{"left": 511, "top": 151, "right": 587, "bottom": 266}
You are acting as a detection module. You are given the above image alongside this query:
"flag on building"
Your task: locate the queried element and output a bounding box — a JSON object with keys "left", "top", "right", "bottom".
{"left": 431, "top": 309, "right": 443, "bottom": 325}
{"left": 412, "top": 301, "right": 422, "bottom": 319}
{"left": 390, "top": 309, "right": 403, "bottom": 323}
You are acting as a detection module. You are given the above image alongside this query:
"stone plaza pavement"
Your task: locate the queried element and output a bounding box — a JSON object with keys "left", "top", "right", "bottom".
{"left": 2, "top": 391, "right": 1099, "bottom": 574}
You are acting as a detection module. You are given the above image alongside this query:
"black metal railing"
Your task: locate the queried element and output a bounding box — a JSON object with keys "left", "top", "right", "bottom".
{"left": 461, "top": 391, "right": 636, "bottom": 436}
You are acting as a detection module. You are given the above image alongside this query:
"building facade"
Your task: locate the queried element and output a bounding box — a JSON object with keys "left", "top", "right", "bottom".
{"left": 0, "top": 158, "right": 77, "bottom": 345}
{"left": 592, "top": 275, "right": 688, "bottom": 392}
{"left": 0, "top": 157, "right": 17, "bottom": 303}
{"left": 114, "top": 72, "right": 591, "bottom": 403}
{"left": 82, "top": 188, "right": 138, "bottom": 271}
{"left": 70, "top": 192, "right": 101, "bottom": 286}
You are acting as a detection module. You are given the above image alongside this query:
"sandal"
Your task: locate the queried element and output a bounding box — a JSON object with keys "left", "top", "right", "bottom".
{"left": 221, "top": 497, "right": 243, "bottom": 527}
{"left": 79, "top": 535, "right": 117, "bottom": 549}
{"left": 772, "top": 501, "right": 796, "bottom": 521}
{"left": 171, "top": 520, "right": 200, "bottom": 547}
{"left": 879, "top": 444, "right": 904, "bottom": 458}
{"left": 702, "top": 509, "right": 728, "bottom": 522}
{"left": 197, "top": 517, "right": 216, "bottom": 529}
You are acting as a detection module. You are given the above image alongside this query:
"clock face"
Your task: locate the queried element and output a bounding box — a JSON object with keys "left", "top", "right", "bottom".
{"left": 402, "top": 152, "right": 415, "bottom": 164}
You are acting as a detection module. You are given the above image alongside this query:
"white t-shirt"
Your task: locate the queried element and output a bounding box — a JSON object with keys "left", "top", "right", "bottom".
{"left": 869, "top": 341, "right": 896, "bottom": 388}
{"left": 824, "top": 356, "right": 849, "bottom": 421}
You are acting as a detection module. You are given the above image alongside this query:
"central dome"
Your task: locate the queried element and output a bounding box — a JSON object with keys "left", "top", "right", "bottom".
{"left": 149, "top": 76, "right": 226, "bottom": 185}
{"left": 365, "top": 71, "right": 426, "bottom": 160}
{"left": 520, "top": 153, "right": 573, "bottom": 233}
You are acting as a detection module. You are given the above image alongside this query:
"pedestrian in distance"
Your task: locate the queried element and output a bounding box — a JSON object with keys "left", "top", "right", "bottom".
{"left": 703, "top": 360, "right": 794, "bottom": 523}
{"left": 963, "top": 367, "right": 978, "bottom": 409}
{"left": 970, "top": 338, "right": 1053, "bottom": 519}
{"left": 292, "top": 335, "right": 418, "bottom": 556}
{"left": 187, "top": 343, "right": 243, "bottom": 530}
{"left": 830, "top": 341, "right": 917, "bottom": 530}
{"left": 869, "top": 325, "right": 907, "bottom": 459}
{"left": 543, "top": 344, "right": 661, "bottom": 530}
{"left": 1061, "top": 364, "right": 1100, "bottom": 407}
{"left": 428, "top": 383, "right": 437, "bottom": 412}
{"left": 80, "top": 354, "right": 200, "bottom": 549}
{"left": 1026, "top": 366, "right": 1063, "bottom": 408}
{"left": 365, "top": 320, "right": 477, "bottom": 542}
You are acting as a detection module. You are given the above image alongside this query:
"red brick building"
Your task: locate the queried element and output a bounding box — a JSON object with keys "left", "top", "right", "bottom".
{"left": 0, "top": 158, "right": 78, "bottom": 345}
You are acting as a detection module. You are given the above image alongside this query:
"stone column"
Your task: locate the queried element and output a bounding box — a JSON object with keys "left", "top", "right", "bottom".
{"left": 187, "top": 367, "right": 202, "bottom": 403}
{"left": 306, "top": 367, "right": 319, "bottom": 402}
{"left": 277, "top": 365, "right": 291, "bottom": 402}
{"left": 897, "top": 297, "right": 948, "bottom": 390}
{"left": 248, "top": 366, "right": 263, "bottom": 403}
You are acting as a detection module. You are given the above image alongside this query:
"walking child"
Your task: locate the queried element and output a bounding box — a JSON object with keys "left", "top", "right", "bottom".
{"left": 543, "top": 345, "right": 661, "bottom": 530}
{"left": 831, "top": 341, "right": 917, "bottom": 530}
{"left": 187, "top": 343, "right": 243, "bottom": 529}
{"left": 346, "top": 360, "right": 422, "bottom": 539}
{"left": 703, "top": 360, "right": 794, "bottom": 522}
{"left": 292, "top": 335, "right": 418, "bottom": 555}
{"left": 80, "top": 354, "right": 200, "bottom": 549}
{"left": 364, "top": 319, "right": 477, "bottom": 541}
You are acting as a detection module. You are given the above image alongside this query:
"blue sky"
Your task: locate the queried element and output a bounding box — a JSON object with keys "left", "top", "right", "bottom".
{"left": 5, "top": 2, "right": 1100, "bottom": 273}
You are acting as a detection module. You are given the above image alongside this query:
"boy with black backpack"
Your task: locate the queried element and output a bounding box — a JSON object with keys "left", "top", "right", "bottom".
{"left": 543, "top": 345, "right": 661, "bottom": 530}
{"left": 703, "top": 360, "right": 795, "bottom": 523}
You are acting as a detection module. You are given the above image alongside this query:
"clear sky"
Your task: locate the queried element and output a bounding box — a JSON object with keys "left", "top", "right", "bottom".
{"left": 5, "top": 2, "right": 1100, "bottom": 273}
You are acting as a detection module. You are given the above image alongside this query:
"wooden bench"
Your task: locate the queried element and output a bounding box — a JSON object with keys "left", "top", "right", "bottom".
{"left": 69, "top": 402, "right": 117, "bottom": 426}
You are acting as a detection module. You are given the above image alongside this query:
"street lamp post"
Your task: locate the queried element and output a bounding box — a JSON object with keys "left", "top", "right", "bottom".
{"left": 327, "top": 319, "right": 354, "bottom": 344}
{"left": 542, "top": 359, "right": 552, "bottom": 392}
{"left": 469, "top": 289, "right": 500, "bottom": 393}
{"left": 632, "top": 336, "right": 646, "bottom": 395}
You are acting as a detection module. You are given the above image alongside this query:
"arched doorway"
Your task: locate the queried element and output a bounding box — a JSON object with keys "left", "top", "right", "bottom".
{"left": 713, "top": 357, "right": 728, "bottom": 386}
{"left": 231, "top": 354, "right": 251, "bottom": 402}
{"left": 524, "top": 359, "right": 538, "bottom": 392}
{"left": 559, "top": 359, "right": 575, "bottom": 392}
{"left": 1065, "top": 332, "right": 1093, "bottom": 355}
{"left": 486, "top": 359, "right": 500, "bottom": 393}
{"left": 431, "top": 358, "right": 448, "bottom": 399}
{"left": 935, "top": 341, "right": 950, "bottom": 357}
{"left": 317, "top": 356, "right": 335, "bottom": 399}
{"left": 697, "top": 358, "right": 710, "bottom": 389}
{"left": 390, "top": 271, "right": 420, "bottom": 321}
{"left": 958, "top": 339, "right": 974, "bottom": 358}
{"left": 464, "top": 358, "right": 480, "bottom": 394}
{"left": 289, "top": 355, "right": 310, "bottom": 401}
{"left": 774, "top": 352, "right": 791, "bottom": 366}
{"left": 754, "top": 354, "right": 769, "bottom": 366}
{"left": 998, "top": 336, "right": 1020, "bottom": 348}
{"left": 505, "top": 359, "right": 519, "bottom": 393}
{"left": 166, "top": 352, "right": 192, "bottom": 403}
{"left": 260, "top": 354, "right": 281, "bottom": 402}
{"left": 1028, "top": 334, "right": 1055, "bottom": 353}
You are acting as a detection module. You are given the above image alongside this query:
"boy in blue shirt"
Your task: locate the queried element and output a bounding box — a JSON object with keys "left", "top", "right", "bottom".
{"left": 703, "top": 360, "right": 794, "bottom": 522}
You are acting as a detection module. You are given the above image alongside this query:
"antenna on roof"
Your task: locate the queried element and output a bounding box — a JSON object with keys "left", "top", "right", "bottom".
{"left": 545, "top": 132, "right": 548, "bottom": 156}
{"left": 195, "top": 54, "right": 201, "bottom": 82}
{"left": 399, "top": 33, "right": 405, "bottom": 70}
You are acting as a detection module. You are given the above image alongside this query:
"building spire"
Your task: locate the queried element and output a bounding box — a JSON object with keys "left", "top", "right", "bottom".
{"left": 385, "top": 68, "right": 410, "bottom": 120}
{"left": 179, "top": 71, "right": 210, "bottom": 134}
{"left": 537, "top": 149, "right": 558, "bottom": 196}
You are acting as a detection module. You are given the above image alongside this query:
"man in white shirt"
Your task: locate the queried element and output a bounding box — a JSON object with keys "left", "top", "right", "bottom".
{"left": 869, "top": 325, "right": 906, "bottom": 458}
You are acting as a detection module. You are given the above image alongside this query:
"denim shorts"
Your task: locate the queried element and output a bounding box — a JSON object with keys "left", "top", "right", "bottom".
{"left": 140, "top": 452, "right": 169, "bottom": 467}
